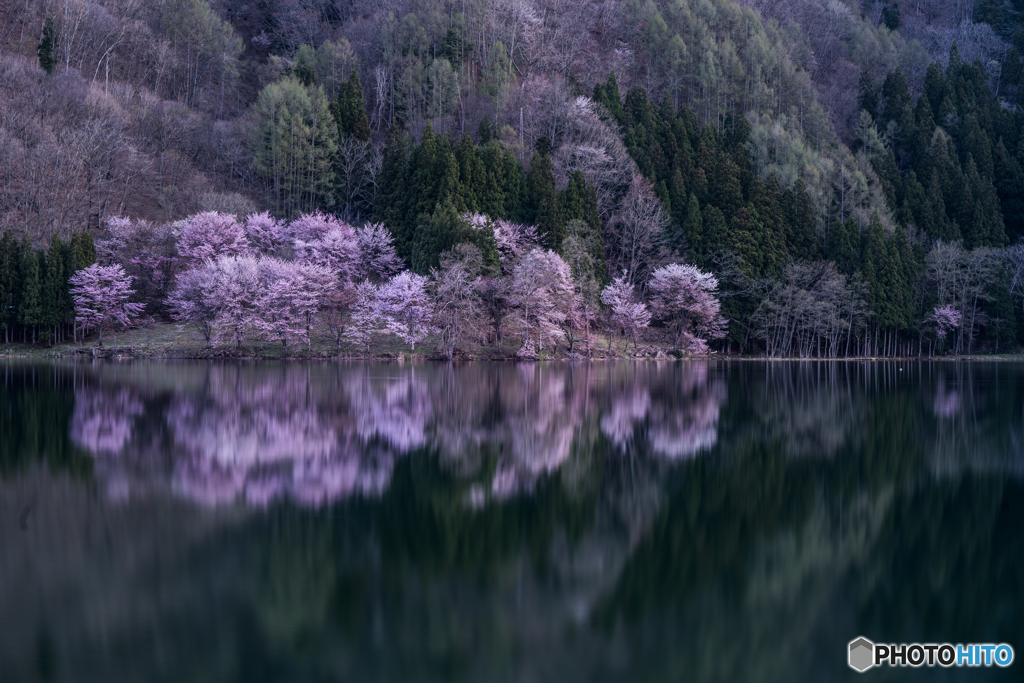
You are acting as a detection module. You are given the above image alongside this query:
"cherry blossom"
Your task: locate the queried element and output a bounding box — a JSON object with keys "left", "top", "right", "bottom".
{"left": 355, "top": 222, "right": 404, "bottom": 282}
{"left": 244, "top": 211, "right": 289, "bottom": 254}
{"left": 69, "top": 264, "right": 146, "bottom": 346}
{"left": 929, "top": 305, "right": 962, "bottom": 341}
{"left": 176, "top": 212, "right": 251, "bottom": 265}
{"left": 377, "top": 271, "right": 435, "bottom": 351}
{"left": 255, "top": 259, "right": 335, "bottom": 350}
{"left": 510, "top": 248, "right": 575, "bottom": 357}
{"left": 648, "top": 263, "right": 727, "bottom": 353}
{"left": 294, "top": 223, "right": 359, "bottom": 277}
{"left": 601, "top": 273, "right": 651, "bottom": 349}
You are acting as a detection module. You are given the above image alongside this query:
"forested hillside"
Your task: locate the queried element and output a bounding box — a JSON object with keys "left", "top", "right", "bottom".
{"left": 4, "top": 0, "right": 1024, "bottom": 356}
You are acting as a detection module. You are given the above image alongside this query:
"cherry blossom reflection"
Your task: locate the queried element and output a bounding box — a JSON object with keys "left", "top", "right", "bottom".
{"left": 69, "top": 362, "right": 727, "bottom": 508}
{"left": 599, "top": 362, "right": 725, "bottom": 459}
{"left": 167, "top": 366, "right": 409, "bottom": 506}
{"left": 70, "top": 388, "right": 144, "bottom": 455}
{"left": 933, "top": 384, "right": 961, "bottom": 418}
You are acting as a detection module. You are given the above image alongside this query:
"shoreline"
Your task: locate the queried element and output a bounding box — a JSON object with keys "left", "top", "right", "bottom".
{"left": 1, "top": 323, "right": 1018, "bottom": 363}
{"left": 2, "top": 345, "right": 1020, "bottom": 363}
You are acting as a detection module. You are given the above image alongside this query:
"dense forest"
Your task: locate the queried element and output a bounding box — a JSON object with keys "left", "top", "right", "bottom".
{"left": 4, "top": 0, "right": 1024, "bottom": 355}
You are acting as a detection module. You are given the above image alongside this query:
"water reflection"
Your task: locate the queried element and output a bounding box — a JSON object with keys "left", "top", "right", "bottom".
{"left": 2, "top": 360, "right": 1024, "bottom": 682}
{"left": 52, "top": 362, "right": 731, "bottom": 507}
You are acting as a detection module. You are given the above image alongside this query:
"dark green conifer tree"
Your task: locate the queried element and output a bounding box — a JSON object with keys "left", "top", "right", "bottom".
{"left": 701, "top": 205, "right": 728, "bottom": 263}
{"left": 597, "top": 72, "right": 624, "bottom": 125}
{"left": 828, "top": 218, "right": 859, "bottom": 275}
{"left": 373, "top": 128, "right": 411, "bottom": 253}
{"left": 524, "top": 151, "right": 562, "bottom": 249}
{"left": 681, "top": 194, "right": 703, "bottom": 261}
{"left": 456, "top": 134, "right": 483, "bottom": 212}
{"left": 0, "top": 232, "right": 18, "bottom": 343}
{"left": 332, "top": 71, "right": 370, "bottom": 141}
{"left": 412, "top": 201, "right": 498, "bottom": 273}
{"left": 37, "top": 19, "right": 56, "bottom": 75}
{"left": 18, "top": 238, "right": 42, "bottom": 344}
{"left": 42, "top": 236, "right": 66, "bottom": 342}
{"left": 994, "top": 138, "right": 1024, "bottom": 239}
{"left": 711, "top": 153, "right": 743, "bottom": 222}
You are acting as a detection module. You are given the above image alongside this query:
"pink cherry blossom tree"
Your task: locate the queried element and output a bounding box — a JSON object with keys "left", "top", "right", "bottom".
{"left": 510, "top": 248, "right": 575, "bottom": 357}
{"left": 492, "top": 218, "right": 540, "bottom": 270}
{"left": 176, "top": 212, "right": 251, "bottom": 265}
{"left": 648, "top": 263, "right": 727, "bottom": 353}
{"left": 601, "top": 273, "right": 651, "bottom": 349}
{"left": 343, "top": 280, "right": 382, "bottom": 351}
{"left": 288, "top": 211, "right": 347, "bottom": 242}
{"left": 167, "top": 265, "right": 220, "bottom": 345}
{"left": 377, "top": 271, "right": 434, "bottom": 350}
{"left": 294, "top": 224, "right": 361, "bottom": 284}
{"left": 256, "top": 259, "right": 335, "bottom": 351}
{"left": 208, "top": 255, "right": 263, "bottom": 348}
{"left": 70, "top": 264, "right": 146, "bottom": 346}
{"left": 431, "top": 244, "right": 484, "bottom": 359}
{"left": 355, "top": 222, "right": 404, "bottom": 282}
{"left": 244, "top": 212, "right": 289, "bottom": 254}
{"left": 929, "top": 305, "right": 962, "bottom": 341}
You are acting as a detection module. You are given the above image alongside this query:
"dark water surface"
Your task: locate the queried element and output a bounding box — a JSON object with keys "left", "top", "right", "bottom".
{"left": 1, "top": 360, "right": 1022, "bottom": 682}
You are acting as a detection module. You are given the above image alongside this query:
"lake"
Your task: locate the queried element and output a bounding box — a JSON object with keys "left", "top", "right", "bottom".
{"left": 1, "top": 360, "right": 1022, "bottom": 682}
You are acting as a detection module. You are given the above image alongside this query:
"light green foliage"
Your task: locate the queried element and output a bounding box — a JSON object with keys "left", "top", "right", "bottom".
{"left": 159, "top": 0, "right": 242, "bottom": 109}
{"left": 250, "top": 77, "right": 338, "bottom": 218}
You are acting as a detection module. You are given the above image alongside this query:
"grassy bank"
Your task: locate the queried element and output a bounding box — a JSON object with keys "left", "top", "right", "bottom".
{"left": 0, "top": 322, "right": 681, "bottom": 361}
{"left": 3, "top": 323, "right": 1021, "bottom": 362}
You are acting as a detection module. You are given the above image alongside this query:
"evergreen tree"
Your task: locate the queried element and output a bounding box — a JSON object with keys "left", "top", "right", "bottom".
{"left": 595, "top": 72, "right": 624, "bottom": 125}
{"left": 332, "top": 70, "right": 370, "bottom": 141}
{"left": 711, "top": 153, "right": 743, "bottom": 221}
{"left": 456, "top": 134, "right": 483, "bottom": 212}
{"left": 0, "top": 232, "right": 18, "bottom": 343}
{"left": 374, "top": 128, "right": 411, "bottom": 254}
{"left": 828, "top": 218, "right": 859, "bottom": 275}
{"left": 18, "top": 238, "right": 42, "bottom": 343}
{"left": 70, "top": 230, "right": 96, "bottom": 272}
{"left": 994, "top": 138, "right": 1024, "bottom": 240}
{"left": 412, "top": 201, "right": 498, "bottom": 273}
{"left": 42, "top": 236, "right": 66, "bottom": 341}
{"left": 37, "top": 18, "right": 56, "bottom": 75}
{"left": 524, "top": 152, "right": 562, "bottom": 249}
{"left": 923, "top": 62, "right": 947, "bottom": 116}
{"left": 701, "top": 205, "right": 728, "bottom": 263}
{"left": 681, "top": 194, "right": 703, "bottom": 261}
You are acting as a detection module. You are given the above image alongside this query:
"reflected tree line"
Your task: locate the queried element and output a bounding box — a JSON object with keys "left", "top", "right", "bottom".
{"left": 2, "top": 360, "right": 1024, "bottom": 682}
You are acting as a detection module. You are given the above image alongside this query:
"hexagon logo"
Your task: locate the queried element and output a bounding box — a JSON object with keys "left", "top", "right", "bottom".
{"left": 849, "top": 637, "right": 875, "bottom": 672}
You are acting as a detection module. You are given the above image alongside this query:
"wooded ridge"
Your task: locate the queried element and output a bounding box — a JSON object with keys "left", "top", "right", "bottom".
{"left": 4, "top": 0, "right": 1024, "bottom": 356}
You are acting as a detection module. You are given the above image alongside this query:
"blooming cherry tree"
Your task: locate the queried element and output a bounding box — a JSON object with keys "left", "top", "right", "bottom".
{"left": 244, "top": 212, "right": 289, "bottom": 254}
{"left": 70, "top": 264, "right": 145, "bottom": 346}
{"left": 176, "top": 212, "right": 251, "bottom": 265}
{"left": 294, "top": 224, "right": 361, "bottom": 284}
{"left": 167, "top": 265, "right": 220, "bottom": 345}
{"left": 288, "top": 211, "right": 346, "bottom": 242}
{"left": 343, "top": 281, "right": 382, "bottom": 350}
{"left": 492, "top": 218, "right": 539, "bottom": 269}
{"left": 355, "top": 222, "right": 404, "bottom": 282}
{"left": 929, "top": 305, "right": 962, "bottom": 341}
{"left": 648, "top": 263, "right": 727, "bottom": 353}
{"left": 601, "top": 273, "right": 651, "bottom": 349}
{"left": 377, "top": 271, "right": 434, "bottom": 350}
{"left": 256, "top": 259, "right": 335, "bottom": 351}
{"left": 208, "top": 255, "right": 262, "bottom": 348}
{"left": 510, "top": 248, "right": 575, "bottom": 356}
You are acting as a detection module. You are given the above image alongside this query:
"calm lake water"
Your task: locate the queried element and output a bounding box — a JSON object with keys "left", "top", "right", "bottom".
{"left": 1, "top": 360, "right": 1022, "bottom": 682}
